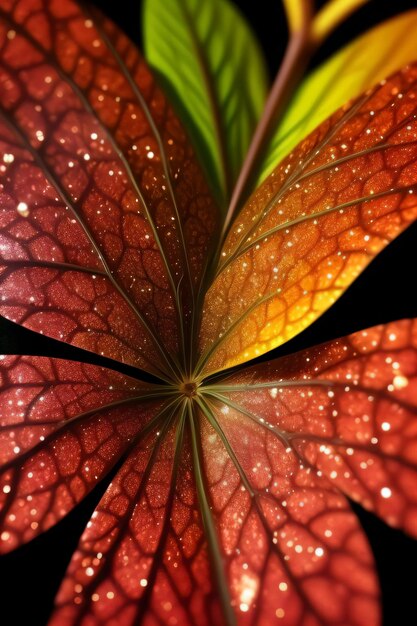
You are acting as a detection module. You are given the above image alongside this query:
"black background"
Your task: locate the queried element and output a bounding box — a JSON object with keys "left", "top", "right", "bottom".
{"left": 0, "top": 0, "right": 417, "bottom": 624}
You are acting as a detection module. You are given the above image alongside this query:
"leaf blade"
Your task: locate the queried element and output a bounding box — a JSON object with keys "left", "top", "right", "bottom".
{"left": 257, "top": 9, "right": 417, "bottom": 185}
{"left": 49, "top": 409, "right": 227, "bottom": 626}
{"left": 0, "top": 0, "right": 220, "bottom": 377}
{"left": 210, "top": 318, "right": 417, "bottom": 538}
{"left": 143, "top": 0, "right": 269, "bottom": 208}
{"left": 0, "top": 355, "right": 166, "bottom": 552}
{"left": 198, "top": 396, "right": 380, "bottom": 625}
{"left": 199, "top": 63, "right": 417, "bottom": 373}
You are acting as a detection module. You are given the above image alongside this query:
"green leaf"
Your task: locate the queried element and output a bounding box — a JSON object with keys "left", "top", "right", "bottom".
{"left": 257, "top": 9, "right": 417, "bottom": 186}
{"left": 143, "top": 0, "right": 269, "bottom": 210}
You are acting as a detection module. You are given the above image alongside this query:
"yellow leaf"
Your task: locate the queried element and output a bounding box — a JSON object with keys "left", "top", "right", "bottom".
{"left": 257, "top": 10, "right": 417, "bottom": 187}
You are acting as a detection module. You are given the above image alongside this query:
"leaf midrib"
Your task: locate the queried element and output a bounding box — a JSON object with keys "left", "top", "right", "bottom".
{"left": 217, "top": 90, "right": 371, "bottom": 271}
{"left": 197, "top": 182, "right": 417, "bottom": 375}
{"left": 64, "top": 400, "right": 182, "bottom": 624}
{"left": 89, "top": 7, "right": 198, "bottom": 361}
{"left": 189, "top": 401, "right": 236, "bottom": 626}
{"left": 206, "top": 389, "right": 417, "bottom": 472}
{"left": 1, "top": 107, "right": 181, "bottom": 378}
{"left": 200, "top": 395, "right": 329, "bottom": 626}
{"left": 176, "top": 0, "right": 231, "bottom": 203}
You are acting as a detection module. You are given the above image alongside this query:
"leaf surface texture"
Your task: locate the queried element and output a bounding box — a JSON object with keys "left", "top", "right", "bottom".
{"left": 257, "top": 10, "right": 417, "bottom": 185}
{"left": 200, "top": 64, "right": 417, "bottom": 372}
{"left": 144, "top": 0, "right": 268, "bottom": 207}
{"left": 0, "top": 2, "right": 416, "bottom": 626}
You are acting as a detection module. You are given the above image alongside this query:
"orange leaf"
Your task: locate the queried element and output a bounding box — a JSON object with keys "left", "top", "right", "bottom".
{"left": 199, "top": 64, "right": 417, "bottom": 374}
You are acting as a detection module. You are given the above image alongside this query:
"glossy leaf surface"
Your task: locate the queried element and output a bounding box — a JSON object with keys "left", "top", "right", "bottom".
{"left": 0, "top": 0, "right": 219, "bottom": 379}
{"left": 50, "top": 411, "right": 228, "bottom": 626}
{"left": 0, "top": 1, "right": 417, "bottom": 626}
{"left": 199, "top": 411, "right": 379, "bottom": 626}
{"left": 45, "top": 318, "right": 417, "bottom": 625}
{"left": 208, "top": 319, "right": 417, "bottom": 538}
{"left": 0, "top": 355, "right": 163, "bottom": 552}
{"left": 143, "top": 0, "right": 268, "bottom": 208}
{"left": 200, "top": 63, "right": 417, "bottom": 373}
{"left": 257, "top": 10, "right": 417, "bottom": 185}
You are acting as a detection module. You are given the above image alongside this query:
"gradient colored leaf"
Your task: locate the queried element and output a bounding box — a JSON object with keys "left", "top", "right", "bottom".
{"left": 199, "top": 63, "right": 417, "bottom": 374}
{"left": 257, "top": 10, "right": 417, "bottom": 185}
{"left": 49, "top": 405, "right": 227, "bottom": 626}
{"left": 48, "top": 313, "right": 417, "bottom": 626}
{"left": 198, "top": 404, "right": 379, "bottom": 626}
{"left": 0, "top": 0, "right": 219, "bottom": 379}
{"left": 0, "top": 1, "right": 417, "bottom": 625}
{"left": 143, "top": 0, "right": 269, "bottom": 208}
{"left": 0, "top": 355, "right": 169, "bottom": 552}
{"left": 204, "top": 319, "right": 417, "bottom": 537}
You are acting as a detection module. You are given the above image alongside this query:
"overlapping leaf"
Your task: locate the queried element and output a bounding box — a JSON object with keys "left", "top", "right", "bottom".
{"left": 0, "top": 1, "right": 417, "bottom": 626}
{"left": 257, "top": 10, "right": 417, "bottom": 185}
{"left": 199, "top": 63, "right": 417, "bottom": 374}
{"left": 45, "top": 317, "right": 417, "bottom": 625}
{"left": 0, "top": 355, "right": 166, "bottom": 552}
{"left": 0, "top": 0, "right": 219, "bottom": 379}
{"left": 205, "top": 319, "right": 417, "bottom": 538}
{"left": 143, "top": 0, "right": 268, "bottom": 208}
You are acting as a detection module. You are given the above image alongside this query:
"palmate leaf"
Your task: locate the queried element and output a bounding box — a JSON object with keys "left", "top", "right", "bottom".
{"left": 0, "top": 1, "right": 417, "bottom": 626}
{"left": 257, "top": 9, "right": 417, "bottom": 186}
{"left": 143, "top": 0, "right": 269, "bottom": 209}
{"left": 21, "top": 318, "right": 417, "bottom": 626}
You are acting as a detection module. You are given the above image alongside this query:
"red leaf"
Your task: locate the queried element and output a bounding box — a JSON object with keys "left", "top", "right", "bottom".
{"left": 0, "top": 355, "right": 166, "bottom": 552}
{"left": 192, "top": 403, "right": 379, "bottom": 625}
{"left": 0, "top": 1, "right": 417, "bottom": 625}
{"left": 0, "top": 0, "right": 219, "bottom": 379}
{"left": 49, "top": 409, "right": 225, "bottom": 626}
{"left": 207, "top": 319, "right": 417, "bottom": 537}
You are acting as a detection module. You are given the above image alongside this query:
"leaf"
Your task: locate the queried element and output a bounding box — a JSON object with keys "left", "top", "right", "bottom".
{"left": 0, "top": 355, "right": 166, "bottom": 552}
{"left": 205, "top": 318, "right": 417, "bottom": 537}
{"left": 49, "top": 407, "right": 227, "bottom": 626}
{"left": 257, "top": 10, "right": 417, "bottom": 185}
{"left": 199, "top": 63, "right": 417, "bottom": 374}
{"left": 0, "top": 0, "right": 219, "bottom": 379}
{"left": 143, "top": 0, "right": 269, "bottom": 208}
{"left": 1, "top": 2, "right": 417, "bottom": 626}
{"left": 198, "top": 402, "right": 379, "bottom": 625}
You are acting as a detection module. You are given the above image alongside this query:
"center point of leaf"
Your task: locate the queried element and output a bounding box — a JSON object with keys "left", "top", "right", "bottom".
{"left": 179, "top": 380, "right": 199, "bottom": 398}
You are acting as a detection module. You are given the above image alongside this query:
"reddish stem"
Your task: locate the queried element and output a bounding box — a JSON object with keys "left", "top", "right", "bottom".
{"left": 223, "top": 30, "right": 314, "bottom": 237}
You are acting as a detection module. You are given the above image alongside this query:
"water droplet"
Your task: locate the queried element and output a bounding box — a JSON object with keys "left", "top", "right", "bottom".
{"left": 381, "top": 487, "right": 392, "bottom": 499}
{"left": 17, "top": 202, "right": 29, "bottom": 217}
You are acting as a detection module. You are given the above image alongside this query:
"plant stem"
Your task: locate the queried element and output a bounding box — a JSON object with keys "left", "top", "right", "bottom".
{"left": 222, "top": 0, "right": 370, "bottom": 238}
{"left": 222, "top": 29, "right": 313, "bottom": 236}
{"left": 282, "top": 0, "right": 312, "bottom": 34}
